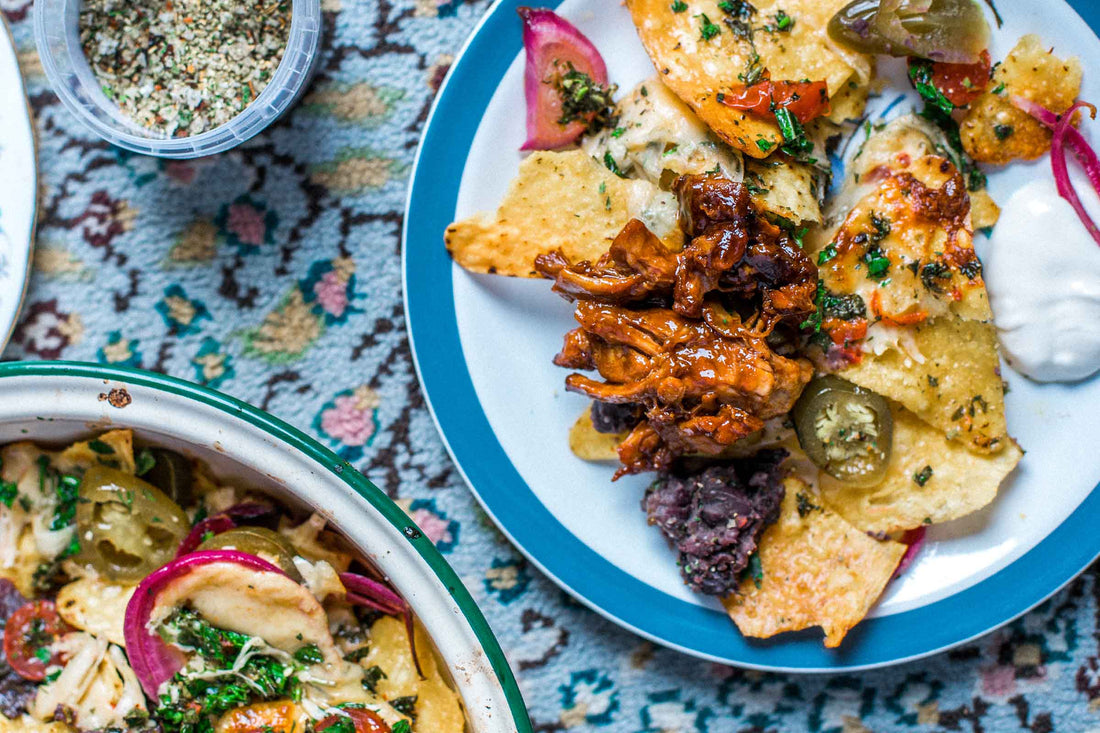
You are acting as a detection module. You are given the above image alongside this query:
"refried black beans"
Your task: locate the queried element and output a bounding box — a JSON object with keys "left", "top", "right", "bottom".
{"left": 642, "top": 450, "right": 787, "bottom": 596}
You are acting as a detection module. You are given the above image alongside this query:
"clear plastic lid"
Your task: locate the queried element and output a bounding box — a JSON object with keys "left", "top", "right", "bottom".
{"left": 33, "top": 0, "right": 321, "bottom": 159}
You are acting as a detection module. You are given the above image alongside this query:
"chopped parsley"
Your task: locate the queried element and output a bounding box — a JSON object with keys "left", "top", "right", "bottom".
{"left": 869, "top": 213, "right": 891, "bottom": 242}
{"left": 135, "top": 447, "right": 156, "bottom": 476}
{"left": 765, "top": 9, "right": 793, "bottom": 32}
{"left": 610, "top": 126, "right": 626, "bottom": 138}
{"left": 393, "top": 722, "right": 412, "bottom": 733}
{"left": 862, "top": 246, "right": 890, "bottom": 280}
{"left": 293, "top": 644, "right": 324, "bottom": 665}
{"left": 913, "top": 466, "right": 934, "bottom": 487}
{"left": 717, "top": 0, "right": 763, "bottom": 84}
{"left": 795, "top": 492, "right": 821, "bottom": 518}
{"left": 322, "top": 718, "right": 357, "bottom": 733}
{"left": 671, "top": 0, "right": 688, "bottom": 11}
{"left": 801, "top": 281, "right": 868, "bottom": 333}
{"left": 920, "top": 261, "right": 952, "bottom": 293}
{"left": 602, "top": 151, "right": 626, "bottom": 178}
{"left": 991, "top": 81, "right": 1006, "bottom": 95}
{"left": 553, "top": 65, "right": 617, "bottom": 134}
{"left": 993, "top": 123, "right": 1014, "bottom": 140}
{"left": 49, "top": 467, "right": 81, "bottom": 532}
{"left": 817, "top": 243, "right": 838, "bottom": 265}
{"left": 361, "top": 664, "right": 388, "bottom": 693}
{"left": 87, "top": 439, "right": 115, "bottom": 455}
{"left": 773, "top": 107, "right": 813, "bottom": 158}
{"left": 960, "top": 258, "right": 983, "bottom": 280}
{"left": 391, "top": 696, "right": 418, "bottom": 719}
{"left": 755, "top": 138, "right": 774, "bottom": 152}
{"left": 740, "top": 552, "right": 764, "bottom": 589}
{"left": 908, "top": 59, "right": 955, "bottom": 117}
{"left": 698, "top": 13, "right": 721, "bottom": 40}
{"left": 155, "top": 608, "right": 301, "bottom": 733}
{"left": 0, "top": 480, "right": 17, "bottom": 509}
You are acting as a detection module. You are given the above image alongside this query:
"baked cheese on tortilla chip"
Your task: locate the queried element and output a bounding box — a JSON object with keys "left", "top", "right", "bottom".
{"left": 625, "top": 0, "right": 872, "bottom": 158}
{"left": 724, "top": 476, "right": 906, "bottom": 648}
{"left": 445, "top": 150, "right": 683, "bottom": 277}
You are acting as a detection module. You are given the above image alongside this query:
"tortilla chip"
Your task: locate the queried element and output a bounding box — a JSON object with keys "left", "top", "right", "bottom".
{"left": 0, "top": 527, "right": 45, "bottom": 599}
{"left": 970, "top": 189, "right": 1000, "bottom": 231}
{"left": 445, "top": 150, "right": 682, "bottom": 277}
{"left": 626, "top": 0, "right": 871, "bottom": 158}
{"left": 840, "top": 317, "right": 1009, "bottom": 453}
{"left": 815, "top": 149, "right": 992, "bottom": 324}
{"left": 961, "top": 34, "right": 1082, "bottom": 165}
{"left": 55, "top": 429, "right": 136, "bottom": 474}
{"left": 56, "top": 577, "right": 135, "bottom": 647}
{"left": 745, "top": 157, "right": 824, "bottom": 224}
{"left": 818, "top": 402, "right": 1022, "bottom": 533}
{"left": 723, "top": 476, "right": 905, "bottom": 648}
{"left": 568, "top": 406, "right": 627, "bottom": 462}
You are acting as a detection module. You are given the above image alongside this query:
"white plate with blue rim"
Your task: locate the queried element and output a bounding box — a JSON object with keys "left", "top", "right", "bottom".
{"left": 0, "top": 17, "right": 36, "bottom": 353}
{"left": 404, "top": 0, "right": 1100, "bottom": 670}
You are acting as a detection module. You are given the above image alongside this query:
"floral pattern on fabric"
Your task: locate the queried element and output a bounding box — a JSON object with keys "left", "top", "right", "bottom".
{"left": 7, "top": 0, "right": 1100, "bottom": 728}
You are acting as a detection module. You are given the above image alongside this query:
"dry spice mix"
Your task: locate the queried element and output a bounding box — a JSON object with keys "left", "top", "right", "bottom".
{"left": 80, "top": 0, "right": 292, "bottom": 137}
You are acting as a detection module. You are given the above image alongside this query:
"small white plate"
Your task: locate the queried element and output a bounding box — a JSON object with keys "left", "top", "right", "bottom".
{"left": 0, "top": 17, "right": 36, "bottom": 351}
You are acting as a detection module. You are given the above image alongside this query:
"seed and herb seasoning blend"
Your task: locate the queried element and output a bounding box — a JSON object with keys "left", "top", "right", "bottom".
{"left": 79, "top": 0, "right": 292, "bottom": 137}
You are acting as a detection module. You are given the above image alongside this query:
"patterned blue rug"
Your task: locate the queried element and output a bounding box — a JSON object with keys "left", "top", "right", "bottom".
{"left": 3, "top": 0, "right": 1099, "bottom": 729}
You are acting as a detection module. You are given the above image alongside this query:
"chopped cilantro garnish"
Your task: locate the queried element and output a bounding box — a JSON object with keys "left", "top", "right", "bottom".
{"left": 862, "top": 247, "right": 890, "bottom": 279}
{"left": 817, "top": 243, "right": 838, "bottom": 265}
{"left": 671, "top": 0, "right": 688, "bottom": 11}
{"left": 135, "top": 447, "right": 156, "bottom": 476}
{"left": 773, "top": 107, "right": 813, "bottom": 157}
{"left": 740, "top": 552, "right": 764, "bottom": 589}
{"left": 293, "top": 644, "right": 324, "bottom": 665}
{"left": 767, "top": 9, "right": 793, "bottom": 32}
{"left": 391, "top": 695, "right": 418, "bottom": 719}
{"left": 554, "top": 64, "right": 617, "bottom": 134}
{"left": 796, "top": 492, "right": 820, "bottom": 517}
{"left": 361, "top": 664, "right": 388, "bottom": 693}
{"left": 755, "top": 138, "right": 773, "bottom": 152}
{"left": 698, "top": 13, "right": 721, "bottom": 40}
{"left": 87, "top": 439, "right": 115, "bottom": 455}
{"left": 913, "top": 465, "right": 934, "bottom": 487}
{"left": 393, "top": 722, "right": 412, "bottom": 733}
{"left": 0, "top": 481, "right": 17, "bottom": 509}
{"left": 602, "top": 151, "right": 626, "bottom": 178}
{"left": 908, "top": 59, "right": 955, "bottom": 117}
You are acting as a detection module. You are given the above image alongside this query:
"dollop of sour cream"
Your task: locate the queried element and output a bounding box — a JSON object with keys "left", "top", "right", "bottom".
{"left": 985, "top": 178, "right": 1100, "bottom": 382}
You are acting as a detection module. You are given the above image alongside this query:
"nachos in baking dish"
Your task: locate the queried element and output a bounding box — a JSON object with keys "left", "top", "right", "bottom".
{"left": 445, "top": 1, "right": 1089, "bottom": 647}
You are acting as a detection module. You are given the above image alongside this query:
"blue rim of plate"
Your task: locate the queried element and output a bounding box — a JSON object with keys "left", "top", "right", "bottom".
{"left": 403, "top": 0, "right": 1100, "bottom": 671}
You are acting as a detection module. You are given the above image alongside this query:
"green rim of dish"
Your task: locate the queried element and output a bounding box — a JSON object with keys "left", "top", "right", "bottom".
{"left": 0, "top": 360, "right": 531, "bottom": 732}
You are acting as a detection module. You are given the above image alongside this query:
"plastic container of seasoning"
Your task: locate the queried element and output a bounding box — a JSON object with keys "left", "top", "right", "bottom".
{"left": 33, "top": 0, "right": 321, "bottom": 159}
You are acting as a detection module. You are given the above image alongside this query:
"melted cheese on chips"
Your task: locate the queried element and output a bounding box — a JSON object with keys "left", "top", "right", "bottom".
{"left": 584, "top": 79, "right": 743, "bottom": 186}
{"left": 816, "top": 152, "right": 991, "bottom": 326}
{"left": 625, "top": 0, "right": 871, "bottom": 157}
{"left": 841, "top": 317, "right": 1010, "bottom": 453}
{"left": 818, "top": 402, "right": 1022, "bottom": 533}
{"left": 961, "top": 34, "right": 1082, "bottom": 165}
{"left": 446, "top": 150, "right": 682, "bottom": 277}
{"left": 723, "top": 476, "right": 905, "bottom": 648}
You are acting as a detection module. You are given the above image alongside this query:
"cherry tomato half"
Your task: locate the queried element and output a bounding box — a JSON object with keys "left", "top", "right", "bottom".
{"left": 916, "top": 49, "right": 991, "bottom": 108}
{"left": 720, "top": 79, "right": 831, "bottom": 123}
{"left": 315, "top": 708, "right": 391, "bottom": 733}
{"left": 3, "top": 600, "right": 68, "bottom": 681}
